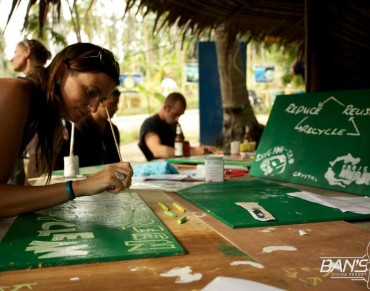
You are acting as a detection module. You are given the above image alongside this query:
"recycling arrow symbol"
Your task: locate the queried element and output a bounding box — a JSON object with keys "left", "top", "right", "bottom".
{"left": 292, "top": 96, "right": 360, "bottom": 136}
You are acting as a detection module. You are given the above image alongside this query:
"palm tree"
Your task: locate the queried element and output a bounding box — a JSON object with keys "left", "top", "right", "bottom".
{"left": 214, "top": 25, "right": 262, "bottom": 149}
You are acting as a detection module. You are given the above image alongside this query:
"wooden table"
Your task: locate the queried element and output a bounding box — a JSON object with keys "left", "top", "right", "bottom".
{"left": 1, "top": 177, "right": 370, "bottom": 290}
{"left": 168, "top": 190, "right": 370, "bottom": 290}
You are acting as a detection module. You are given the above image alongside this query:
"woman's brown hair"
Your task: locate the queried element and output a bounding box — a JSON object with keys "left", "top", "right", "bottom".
{"left": 28, "top": 43, "right": 120, "bottom": 181}
{"left": 18, "top": 39, "right": 52, "bottom": 66}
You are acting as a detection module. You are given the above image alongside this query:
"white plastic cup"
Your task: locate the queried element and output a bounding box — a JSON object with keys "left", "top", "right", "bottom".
{"left": 230, "top": 141, "right": 240, "bottom": 155}
{"left": 64, "top": 155, "right": 80, "bottom": 177}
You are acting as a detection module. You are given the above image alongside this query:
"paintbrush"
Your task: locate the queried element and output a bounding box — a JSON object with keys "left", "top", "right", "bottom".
{"left": 104, "top": 106, "right": 123, "bottom": 162}
{"left": 70, "top": 122, "right": 75, "bottom": 157}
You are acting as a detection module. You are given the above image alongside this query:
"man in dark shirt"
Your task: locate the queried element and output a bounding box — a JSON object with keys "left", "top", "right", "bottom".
{"left": 139, "top": 92, "right": 207, "bottom": 161}
{"left": 55, "top": 89, "right": 121, "bottom": 168}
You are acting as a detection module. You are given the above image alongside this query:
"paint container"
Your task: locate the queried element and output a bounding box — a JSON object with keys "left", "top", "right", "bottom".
{"left": 230, "top": 141, "right": 240, "bottom": 155}
{"left": 205, "top": 155, "right": 224, "bottom": 182}
{"left": 240, "top": 141, "right": 256, "bottom": 153}
{"left": 64, "top": 155, "right": 80, "bottom": 177}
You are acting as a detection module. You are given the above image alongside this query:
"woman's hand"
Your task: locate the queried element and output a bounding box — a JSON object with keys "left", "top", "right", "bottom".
{"left": 73, "top": 162, "right": 133, "bottom": 196}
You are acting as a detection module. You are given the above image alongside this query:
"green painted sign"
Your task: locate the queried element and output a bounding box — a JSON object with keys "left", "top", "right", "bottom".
{"left": 53, "top": 164, "right": 105, "bottom": 176}
{"left": 0, "top": 192, "right": 184, "bottom": 271}
{"left": 177, "top": 180, "right": 370, "bottom": 229}
{"left": 250, "top": 89, "right": 370, "bottom": 196}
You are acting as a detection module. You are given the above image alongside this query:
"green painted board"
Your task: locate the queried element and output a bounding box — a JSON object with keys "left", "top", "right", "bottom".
{"left": 167, "top": 155, "right": 253, "bottom": 168}
{"left": 176, "top": 180, "right": 370, "bottom": 229}
{"left": 249, "top": 89, "right": 370, "bottom": 196}
{"left": 0, "top": 192, "right": 184, "bottom": 271}
{"left": 53, "top": 164, "right": 105, "bottom": 176}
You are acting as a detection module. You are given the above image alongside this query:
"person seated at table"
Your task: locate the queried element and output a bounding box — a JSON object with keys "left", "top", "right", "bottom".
{"left": 0, "top": 42, "right": 133, "bottom": 218}
{"left": 54, "top": 88, "right": 122, "bottom": 168}
{"left": 10, "top": 39, "right": 52, "bottom": 183}
{"left": 138, "top": 92, "right": 209, "bottom": 161}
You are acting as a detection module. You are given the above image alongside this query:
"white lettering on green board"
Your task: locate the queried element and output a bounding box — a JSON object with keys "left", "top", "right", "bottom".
{"left": 26, "top": 219, "right": 94, "bottom": 259}
{"left": 26, "top": 240, "right": 89, "bottom": 258}
{"left": 125, "top": 239, "right": 177, "bottom": 252}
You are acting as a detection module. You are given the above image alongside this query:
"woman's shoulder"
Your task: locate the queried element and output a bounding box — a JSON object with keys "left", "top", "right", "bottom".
{"left": 0, "top": 79, "right": 36, "bottom": 123}
{"left": 0, "top": 77, "right": 33, "bottom": 87}
{"left": 0, "top": 78, "right": 34, "bottom": 129}
{"left": 0, "top": 78, "right": 34, "bottom": 99}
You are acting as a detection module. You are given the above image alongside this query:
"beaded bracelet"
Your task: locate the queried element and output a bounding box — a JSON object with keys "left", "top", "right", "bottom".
{"left": 66, "top": 180, "right": 76, "bottom": 200}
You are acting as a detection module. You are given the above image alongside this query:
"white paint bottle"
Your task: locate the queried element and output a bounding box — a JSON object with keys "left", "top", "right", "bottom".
{"left": 205, "top": 155, "right": 224, "bottom": 182}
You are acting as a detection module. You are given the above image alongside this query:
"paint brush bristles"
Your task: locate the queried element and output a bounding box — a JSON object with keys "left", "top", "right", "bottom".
{"left": 105, "top": 107, "right": 123, "bottom": 162}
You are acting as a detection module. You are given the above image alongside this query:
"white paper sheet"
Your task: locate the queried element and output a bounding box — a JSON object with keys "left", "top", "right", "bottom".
{"left": 288, "top": 191, "right": 370, "bottom": 214}
{"left": 202, "top": 276, "right": 285, "bottom": 291}
{"left": 142, "top": 174, "right": 203, "bottom": 181}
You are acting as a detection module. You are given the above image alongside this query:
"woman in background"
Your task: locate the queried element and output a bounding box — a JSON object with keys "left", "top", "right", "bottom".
{"left": 10, "top": 39, "right": 53, "bottom": 183}
{"left": 11, "top": 39, "right": 51, "bottom": 75}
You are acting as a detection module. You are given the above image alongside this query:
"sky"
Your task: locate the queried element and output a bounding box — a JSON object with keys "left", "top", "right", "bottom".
{"left": 0, "top": 0, "right": 29, "bottom": 59}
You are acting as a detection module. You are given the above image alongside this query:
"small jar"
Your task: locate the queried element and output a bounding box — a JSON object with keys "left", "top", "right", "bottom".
{"left": 205, "top": 155, "right": 224, "bottom": 182}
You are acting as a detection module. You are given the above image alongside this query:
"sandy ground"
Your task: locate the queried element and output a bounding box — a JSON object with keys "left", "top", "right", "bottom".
{"left": 112, "top": 109, "right": 269, "bottom": 162}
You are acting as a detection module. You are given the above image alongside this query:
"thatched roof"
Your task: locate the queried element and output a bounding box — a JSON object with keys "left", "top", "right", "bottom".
{"left": 6, "top": 0, "right": 305, "bottom": 47}
{"left": 126, "top": 0, "right": 305, "bottom": 46}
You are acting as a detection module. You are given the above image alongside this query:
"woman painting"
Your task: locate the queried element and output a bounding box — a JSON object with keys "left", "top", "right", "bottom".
{"left": 0, "top": 42, "right": 132, "bottom": 218}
